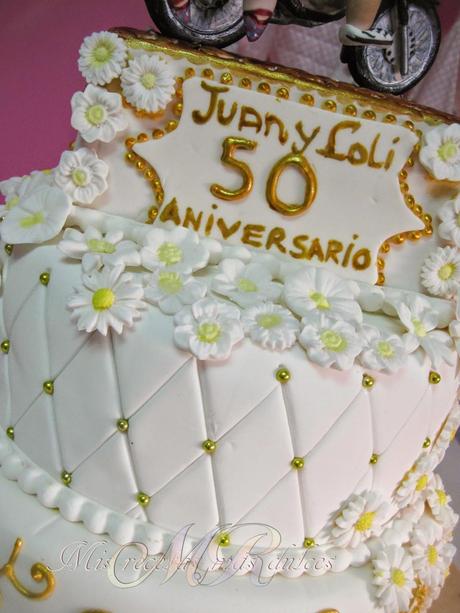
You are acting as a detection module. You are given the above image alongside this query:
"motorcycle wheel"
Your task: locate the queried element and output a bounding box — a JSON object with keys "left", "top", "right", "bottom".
{"left": 145, "top": 0, "right": 246, "bottom": 47}
{"left": 345, "top": 1, "right": 441, "bottom": 95}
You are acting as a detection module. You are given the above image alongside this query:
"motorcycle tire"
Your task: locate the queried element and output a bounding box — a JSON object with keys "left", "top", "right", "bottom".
{"left": 345, "top": 0, "right": 441, "bottom": 95}
{"left": 144, "top": 0, "right": 246, "bottom": 47}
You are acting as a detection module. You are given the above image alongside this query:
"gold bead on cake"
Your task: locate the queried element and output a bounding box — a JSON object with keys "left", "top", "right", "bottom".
{"left": 291, "top": 457, "right": 305, "bottom": 470}
{"left": 303, "top": 537, "right": 316, "bottom": 548}
{"left": 4, "top": 244, "right": 13, "bottom": 256}
{"left": 6, "top": 426, "right": 14, "bottom": 440}
{"left": 61, "top": 470, "right": 72, "bottom": 486}
{"left": 423, "top": 437, "right": 431, "bottom": 449}
{"left": 39, "top": 272, "right": 50, "bottom": 286}
{"left": 370, "top": 453, "right": 379, "bottom": 465}
{"left": 117, "top": 418, "right": 129, "bottom": 433}
{"left": 362, "top": 374, "right": 375, "bottom": 389}
{"left": 429, "top": 371, "right": 441, "bottom": 384}
{"left": 1, "top": 339, "right": 10, "bottom": 354}
{"left": 43, "top": 380, "right": 54, "bottom": 395}
{"left": 202, "top": 439, "right": 217, "bottom": 454}
{"left": 275, "top": 367, "right": 291, "bottom": 383}
{"left": 137, "top": 492, "right": 151, "bottom": 507}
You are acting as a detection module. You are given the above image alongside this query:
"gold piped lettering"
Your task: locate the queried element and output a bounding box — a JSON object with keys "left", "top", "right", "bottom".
{"left": 238, "top": 106, "right": 263, "bottom": 133}
{"left": 184, "top": 207, "right": 203, "bottom": 231}
{"left": 266, "top": 153, "right": 317, "bottom": 217}
{"left": 292, "top": 122, "right": 321, "bottom": 154}
{"left": 266, "top": 227, "right": 287, "bottom": 254}
{"left": 159, "top": 199, "right": 181, "bottom": 225}
{"left": 211, "top": 136, "right": 258, "bottom": 201}
{"left": 316, "top": 120, "right": 361, "bottom": 161}
{"left": 217, "top": 218, "right": 242, "bottom": 240}
{"left": 242, "top": 224, "right": 265, "bottom": 248}
{"left": 192, "top": 81, "right": 230, "bottom": 125}
{"left": 264, "top": 113, "right": 289, "bottom": 144}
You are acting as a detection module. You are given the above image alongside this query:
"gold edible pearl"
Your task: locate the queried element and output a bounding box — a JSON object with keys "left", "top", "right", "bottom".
{"left": 362, "top": 374, "right": 375, "bottom": 389}
{"left": 370, "top": 453, "right": 379, "bottom": 465}
{"left": 220, "top": 72, "right": 233, "bottom": 84}
{"left": 1, "top": 339, "right": 10, "bottom": 354}
{"left": 429, "top": 371, "right": 441, "bottom": 385}
{"left": 240, "top": 77, "right": 252, "bottom": 89}
{"left": 291, "top": 457, "right": 305, "bottom": 470}
{"left": 61, "top": 470, "right": 72, "bottom": 486}
{"left": 362, "top": 110, "right": 376, "bottom": 120}
{"left": 117, "top": 418, "right": 129, "bottom": 433}
{"left": 4, "top": 244, "right": 13, "bottom": 256}
{"left": 300, "top": 94, "right": 315, "bottom": 106}
{"left": 258, "top": 82, "right": 271, "bottom": 94}
{"left": 303, "top": 537, "right": 316, "bottom": 548}
{"left": 275, "top": 367, "right": 291, "bottom": 383}
{"left": 137, "top": 492, "right": 150, "bottom": 507}
{"left": 202, "top": 439, "right": 217, "bottom": 454}
{"left": 202, "top": 68, "right": 214, "bottom": 79}
{"left": 43, "top": 380, "right": 54, "bottom": 395}
{"left": 39, "top": 272, "right": 50, "bottom": 286}
{"left": 277, "top": 87, "right": 289, "bottom": 99}
{"left": 6, "top": 426, "right": 14, "bottom": 440}
{"left": 216, "top": 532, "right": 230, "bottom": 547}
{"left": 323, "top": 100, "right": 337, "bottom": 112}
{"left": 423, "top": 437, "right": 431, "bottom": 449}
{"left": 344, "top": 104, "right": 357, "bottom": 116}
{"left": 147, "top": 207, "right": 159, "bottom": 223}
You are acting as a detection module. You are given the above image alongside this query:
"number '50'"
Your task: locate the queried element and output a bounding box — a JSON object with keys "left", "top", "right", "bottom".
{"left": 210, "top": 136, "right": 317, "bottom": 217}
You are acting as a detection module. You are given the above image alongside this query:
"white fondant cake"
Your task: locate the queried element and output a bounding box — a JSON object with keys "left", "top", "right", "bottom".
{"left": 0, "top": 28, "right": 459, "bottom": 613}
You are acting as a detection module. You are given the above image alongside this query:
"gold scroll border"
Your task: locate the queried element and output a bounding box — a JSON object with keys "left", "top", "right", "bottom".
{"left": 118, "top": 31, "right": 445, "bottom": 285}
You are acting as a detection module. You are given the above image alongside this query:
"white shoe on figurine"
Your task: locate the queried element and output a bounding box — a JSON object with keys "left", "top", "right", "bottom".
{"left": 339, "top": 23, "right": 393, "bottom": 47}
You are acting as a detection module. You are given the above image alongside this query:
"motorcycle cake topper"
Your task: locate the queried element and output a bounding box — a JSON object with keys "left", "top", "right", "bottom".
{"left": 145, "top": 0, "right": 441, "bottom": 95}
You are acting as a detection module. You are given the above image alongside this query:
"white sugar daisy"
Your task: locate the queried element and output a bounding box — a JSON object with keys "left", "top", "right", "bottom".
{"left": 394, "top": 453, "right": 437, "bottom": 508}
{"left": 0, "top": 186, "right": 71, "bottom": 245}
{"left": 58, "top": 226, "right": 140, "bottom": 273}
{"left": 426, "top": 474, "right": 452, "bottom": 524}
{"left": 410, "top": 522, "right": 445, "bottom": 589}
{"left": 284, "top": 267, "right": 362, "bottom": 324}
{"left": 359, "top": 326, "right": 408, "bottom": 373}
{"left": 54, "top": 148, "right": 109, "bottom": 205}
{"left": 0, "top": 170, "right": 55, "bottom": 216}
{"left": 432, "top": 403, "right": 460, "bottom": 464}
{"left": 141, "top": 227, "right": 209, "bottom": 274}
{"left": 420, "top": 123, "right": 460, "bottom": 182}
{"left": 67, "top": 265, "right": 146, "bottom": 335}
{"left": 421, "top": 246, "right": 460, "bottom": 299}
{"left": 393, "top": 294, "right": 455, "bottom": 368}
{"left": 145, "top": 270, "right": 207, "bottom": 315}
{"left": 438, "top": 193, "right": 460, "bottom": 246}
{"left": 174, "top": 297, "right": 244, "bottom": 360}
{"left": 372, "top": 544, "right": 416, "bottom": 613}
{"left": 71, "top": 85, "right": 128, "bottom": 143}
{"left": 120, "top": 54, "right": 175, "bottom": 113}
{"left": 241, "top": 302, "right": 300, "bottom": 351}
{"left": 78, "top": 31, "right": 127, "bottom": 86}
{"left": 299, "top": 314, "right": 363, "bottom": 370}
{"left": 329, "top": 491, "right": 390, "bottom": 549}
{"left": 212, "top": 259, "right": 282, "bottom": 308}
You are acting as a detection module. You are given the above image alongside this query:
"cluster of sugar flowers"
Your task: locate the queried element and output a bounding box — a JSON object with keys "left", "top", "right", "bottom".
{"left": 77, "top": 31, "right": 175, "bottom": 116}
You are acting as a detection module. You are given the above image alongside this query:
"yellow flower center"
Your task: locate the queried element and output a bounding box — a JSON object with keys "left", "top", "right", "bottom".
{"left": 87, "top": 239, "right": 116, "bottom": 254}
{"left": 141, "top": 72, "right": 157, "bottom": 89}
{"left": 309, "top": 291, "right": 330, "bottom": 310}
{"left": 86, "top": 104, "right": 106, "bottom": 126}
{"left": 92, "top": 43, "right": 112, "bottom": 65}
{"left": 19, "top": 212, "right": 45, "bottom": 228}
{"left": 436, "top": 489, "right": 447, "bottom": 506}
{"left": 237, "top": 277, "right": 258, "bottom": 293}
{"left": 320, "top": 329, "right": 347, "bottom": 352}
{"left": 6, "top": 195, "right": 19, "bottom": 210}
{"left": 438, "top": 263, "right": 456, "bottom": 281}
{"left": 72, "top": 168, "right": 88, "bottom": 187}
{"left": 158, "top": 271, "right": 183, "bottom": 294}
{"left": 427, "top": 545, "right": 438, "bottom": 566}
{"left": 438, "top": 141, "right": 458, "bottom": 162}
{"left": 157, "top": 242, "right": 183, "bottom": 265}
{"left": 257, "top": 313, "right": 282, "bottom": 329}
{"left": 377, "top": 340, "right": 395, "bottom": 358}
{"left": 197, "top": 322, "right": 221, "bottom": 344}
{"left": 412, "top": 318, "right": 427, "bottom": 338}
{"left": 391, "top": 568, "right": 407, "bottom": 588}
{"left": 416, "top": 474, "right": 429, "bottom": 492}
{"left": 92, "top": 288, "right": 115, "bottom": 311}
{"left": 355, "top": 511, "right": 376, "bottom": 532}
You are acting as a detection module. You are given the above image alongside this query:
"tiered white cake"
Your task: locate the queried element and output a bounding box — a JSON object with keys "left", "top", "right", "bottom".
{"left": 0, "top": 28, "right": 459, "bottom": 613}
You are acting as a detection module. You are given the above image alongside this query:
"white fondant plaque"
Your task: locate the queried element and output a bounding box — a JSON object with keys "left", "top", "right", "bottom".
{"left": 135, "top": 77, "right": 423, "bottom": 283}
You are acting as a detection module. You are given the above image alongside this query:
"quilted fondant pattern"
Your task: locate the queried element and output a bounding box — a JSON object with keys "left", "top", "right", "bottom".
{"left": 0, "top": 243, "right": 458, "bottom": 547}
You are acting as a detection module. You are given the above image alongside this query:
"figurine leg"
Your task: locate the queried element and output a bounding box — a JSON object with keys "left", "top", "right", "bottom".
{"left": 169, "top": 0, "right": 191, "bottom": 23}
{"left": 243, "top": 0, "right": 277, "bottom": 42}
{"left": 339, "top": 0, "right": 393, "bottom": 46}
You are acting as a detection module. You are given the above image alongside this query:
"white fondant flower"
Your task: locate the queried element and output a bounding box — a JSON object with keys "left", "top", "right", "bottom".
{"left": 419, "top": 123, "right": 460, "bottom": 181}
{"left": 393, "top": 294, "right": 455, "bottom": 368}
{"left": 174, "top": 297, "right": 244, "bottom": 360}
{"left": 212, "top": 259, "right": 282, "bottom": 307}
{"left": 78, "top": 31, "right": 127, "bottom": 86}
{"left": 284, "top": 267, "right": 362, "bottom": 324}
{"left": 438, "top": 193, "right": 460, "bottom": 246}
{"left": 0, "top": 170, "right": 54, "bottom": 215}
{"left": 120, "top": 54, "right": 175, "bottom": 113}
{"left": 329, "top": 491, "right": 390, "bottom": 549}
{"left": 0, "top": 186, "right": 71, "bottom": 245}
{"left": 359, "top": 326, "right": 408, "bottom": 373}
{"left": 421, "top": 246, "right": 460, "bottom": 299}
{"left": 426, "top": 474, "right": 453, "bottom": 524}
{"left": 141, "top": 227, "right": 209, "bottom": 274}
{"left": 58, "top": 226, "right": 140, "bottom": 273}
{"left": 71, "top": 85, "right": 128, "bottom": 143}
{"left": 241, "top": 302, "right": 300, "bottom": 351}
{"left": 372, "top": 545, "right": 416, "bottom": 613}
{"left": 432, "top": 403, "right": 460, "bottom": 464}
{"left": 410, "top": 523, "right": 445, "bottom": 589}
{"left": 394, "top": 454, "right": 437, "bottom": 508}
{"left": 67, "top": 265, "right": 146, "bottom": 335}
{"left": 299, "top": 314, "right": 363, "bottom": 370}
{"left": 145, "top": 270, "right": 207, "bottom": 315}
{"left": 54, "top": 148, "right": 109, "bottom": 205}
